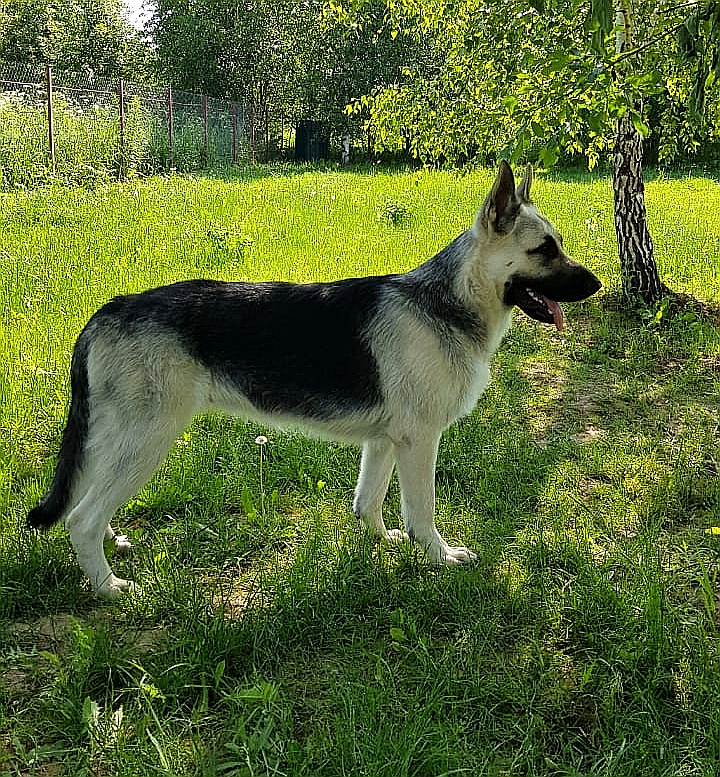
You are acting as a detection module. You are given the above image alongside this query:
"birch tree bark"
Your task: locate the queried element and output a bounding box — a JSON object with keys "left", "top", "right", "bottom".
{"left": 613, "top": 3, "right": 667, "bottom": 306}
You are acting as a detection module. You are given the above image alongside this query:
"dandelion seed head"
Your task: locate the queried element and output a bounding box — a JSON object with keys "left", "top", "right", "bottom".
{"left": 255, "top": 435, "right": 268, "bottom": 446}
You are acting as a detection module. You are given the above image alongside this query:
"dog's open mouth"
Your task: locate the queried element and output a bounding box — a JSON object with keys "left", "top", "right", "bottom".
{"left": 505, "top": 284, "right": 564, "bottom": 331}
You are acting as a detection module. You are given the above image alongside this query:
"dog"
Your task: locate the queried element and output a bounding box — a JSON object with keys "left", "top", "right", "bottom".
{"left": 28, "top": 161, "right": 601, "bottom": 599}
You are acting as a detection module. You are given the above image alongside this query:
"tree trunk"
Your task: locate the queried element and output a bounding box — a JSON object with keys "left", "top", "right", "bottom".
{"left": 612, "top": 112, "right": 667, "bottom": 306}
{"left": 612, "top": 2, "right": 668, "bottom": 307}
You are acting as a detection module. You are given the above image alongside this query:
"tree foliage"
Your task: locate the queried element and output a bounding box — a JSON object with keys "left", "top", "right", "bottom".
{"left": 0, "top": 0, "right": 152, "bottom": 79}
{"left": 336, "top": 0, "right": 720, "bottom": 306}
{"left": 148, "top": 0, "right": 430, "bottom": 136}
{"left": 340, "top": 0, "right": 720, "bottom": 167}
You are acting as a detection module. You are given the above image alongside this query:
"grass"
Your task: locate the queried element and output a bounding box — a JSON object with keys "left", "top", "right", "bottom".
{"left": 0, "top": 92, "right": 237, "bottom": 190}
{"left": 1, "top": 165, "right": 720, "bottom": 776}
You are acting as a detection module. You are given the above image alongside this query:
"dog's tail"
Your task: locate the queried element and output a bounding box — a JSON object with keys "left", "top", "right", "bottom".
{"left": 27, "top": 335, "right": 90, "bottom": 530}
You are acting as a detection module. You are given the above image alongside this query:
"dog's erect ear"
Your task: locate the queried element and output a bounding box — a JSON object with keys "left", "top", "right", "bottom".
{"left": 516, "top": 164, "right": 533, "bottom": 202}
{"left": 477, "top": 159, "right": 521, "bottom": 235}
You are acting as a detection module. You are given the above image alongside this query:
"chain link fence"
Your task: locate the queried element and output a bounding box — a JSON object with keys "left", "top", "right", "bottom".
{"left": 0, "top": 61, "right": 264, "bottom": 189}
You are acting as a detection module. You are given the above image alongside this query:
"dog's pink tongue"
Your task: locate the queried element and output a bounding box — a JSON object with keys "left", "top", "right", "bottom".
{"left": 544, "top": 296, "right": 564, "bottom": 331}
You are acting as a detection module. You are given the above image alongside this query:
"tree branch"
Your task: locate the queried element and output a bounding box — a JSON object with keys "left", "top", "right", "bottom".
{"left": 611, "top": 20, "right": 686, "bottom": 66}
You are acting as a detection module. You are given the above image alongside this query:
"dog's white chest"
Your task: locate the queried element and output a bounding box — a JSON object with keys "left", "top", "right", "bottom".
{"left": 453, "top": 310, "right": 511, "bottom": 420}
{"left": 457, "top": 360, "right": 491, "bottom": 419}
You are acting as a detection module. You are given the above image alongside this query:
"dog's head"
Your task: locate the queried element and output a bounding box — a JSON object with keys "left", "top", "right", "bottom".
{"left": 475, "top": 160, "right": 601, "bottom": 330}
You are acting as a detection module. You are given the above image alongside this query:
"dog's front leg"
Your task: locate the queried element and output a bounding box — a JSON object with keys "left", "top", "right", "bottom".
{"left": 353, "top": 438, "right": 407, "bottom": 543}
{"left": 394, "top": 434, "right": 477, "bottom": 566}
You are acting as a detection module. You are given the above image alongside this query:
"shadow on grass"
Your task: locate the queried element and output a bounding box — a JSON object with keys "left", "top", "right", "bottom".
{"left": 541, "top": 164, "right": 720, "bottom": 185}
{"left": 102, "top": 520, "right": 717, "bottom": 774}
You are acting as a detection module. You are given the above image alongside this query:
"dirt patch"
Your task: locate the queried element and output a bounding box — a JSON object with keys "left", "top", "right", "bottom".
{"left": 209, "top": 570, "right": 264, "bottom": 620}
{"left": 700, "top": 355, "right": 720, "bottom": 373}
{"left": 601, "top": 289, "right": 720, "bottom": 326}
{"left": 1, "top": 667, "right": 30, "bottom": 694}
{"left": 10, "top": 613, "right": 79, "bottom": 652}
{"left": 128, "top": 626, "right": 168, "bottom": 654}
{"left": 570, "top": 425, "right": 606, "bottom": 445}
{"left": 667, "top": 292, "right": 720, "bottom": 327}
{"left": 519, "top": 360, "right": 567, "bottom": 394}
{"left": 9, "top": 612, "right": 169, "bottom": 657}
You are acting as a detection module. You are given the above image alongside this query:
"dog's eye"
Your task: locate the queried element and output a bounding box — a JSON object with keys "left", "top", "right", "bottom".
{"left": 529, "top": 235, "right": 559, "bottom": 260}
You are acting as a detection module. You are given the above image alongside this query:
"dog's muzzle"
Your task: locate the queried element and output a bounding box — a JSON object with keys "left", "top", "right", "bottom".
{"left": 504, "top": 264, "right": 601, "bottom": 330}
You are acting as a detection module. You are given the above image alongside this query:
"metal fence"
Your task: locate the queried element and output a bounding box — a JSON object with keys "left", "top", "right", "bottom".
{"left": 0, "top": 61, "right": 265, "bottom": 188}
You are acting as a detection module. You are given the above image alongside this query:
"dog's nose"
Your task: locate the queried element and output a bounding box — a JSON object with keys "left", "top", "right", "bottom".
{"left": 586, "top": 272, "right": 602, "bottom": 296}
{"left": 559, "top": 265, "right": 602, "bottom": 302}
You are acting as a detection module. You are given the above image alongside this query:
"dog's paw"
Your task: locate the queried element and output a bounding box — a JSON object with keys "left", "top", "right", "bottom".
{"left": 113, "top": 534, "right": 133, "bottom": 553}
{"left": 104, "top": 528, "right": 134, "bottom": 553}
{"left": 95, "top": 576, "right": 138, "bottom": 601}
{"left": 446, "top": 545, "right": 478, "bottom": 565}
{"left": 434, "top": 544, "right": 478, "bottom": 567}
{"left": 385, "top": 528, "right": 411, "bottom": 543}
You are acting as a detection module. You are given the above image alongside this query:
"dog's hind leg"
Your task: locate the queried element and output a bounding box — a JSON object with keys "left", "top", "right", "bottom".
{"left": 66, "top": 482, "right": 137, "bottom": 599}
{"left": 353, "top": 438, "right": 407, "bottom": 543}
{"left": 67, "top": 395, "right": 196, "bottom": 599}
{"left": 105, "top": 524, "right": 133, "bottom": 552}
{"left": 394, "top": 434, "right": 477, "bottom": 567}
{"left": 67, "top": 423, "right": 186, "bottom": 598}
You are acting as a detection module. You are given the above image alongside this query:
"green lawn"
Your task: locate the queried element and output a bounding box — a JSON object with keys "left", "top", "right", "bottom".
{"left": 1, "top": 166, "right": 720, "bottom": 776}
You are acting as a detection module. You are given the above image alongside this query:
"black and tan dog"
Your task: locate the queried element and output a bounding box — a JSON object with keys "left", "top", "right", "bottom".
{"left": 29, "top": 161, "right": 601, "bottom": 598}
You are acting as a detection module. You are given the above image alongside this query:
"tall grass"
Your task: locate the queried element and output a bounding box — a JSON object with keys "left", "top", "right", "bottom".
{"left": 1, "top": 167, "right": 719, "bottom": 776}
{"left": 0, "top": 93, "right": 234, "bottom": 190}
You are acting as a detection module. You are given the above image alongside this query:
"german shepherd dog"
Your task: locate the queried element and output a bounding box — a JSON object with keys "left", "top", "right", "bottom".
{"left": 28, "top": 162, "right": 601, "bottom": 599}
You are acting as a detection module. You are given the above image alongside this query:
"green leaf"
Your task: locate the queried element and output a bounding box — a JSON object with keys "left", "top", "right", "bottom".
{"left": 38, "top": 650, "right": 62, "bottom": 666}
{"left": 547, "top": 53, "right": 573, "bottom": 73}
{"left": 390, "top": 627, "right": 406, "bottom": 642}
{"left": 241, "top": 484, "right": 257, "bottom": 519}
{"left": 678, "top": 22, "right": 696, "bottom": 58}
{"left": 589, "top": 0, "right": 613, "bottom": 54}
{"left": 82, "top": 697, "right": 99, "bottom": 729}
{"left": 539, "top": 145, "right": 559, "bottom": 168}
{"left": 585, "top": 111, "right": 607, "bottom": 133}
{"left": 631, "top": 113, "right": 650, "bottom": 136}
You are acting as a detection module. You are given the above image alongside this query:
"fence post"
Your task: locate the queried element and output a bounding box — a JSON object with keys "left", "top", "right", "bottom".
{"left": 250, "top": 103, "right": 255, "bottom": 163}
{"left": 231, "top": 101, "right": 237, "bottom": 164}
{"left": 118, "top": 77, "right": 126, "bottom": 179}
{"left": 202, "top": 94, "right": 209, "bottom": 167}
{"left": 265, "top": 105, "right": 269, "bottom": 160}
{"left": 45, "top": 65, "right": 56, "bottom": 172}
{"left": 167, "top": 86, "right": 174, "bottom": 169}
